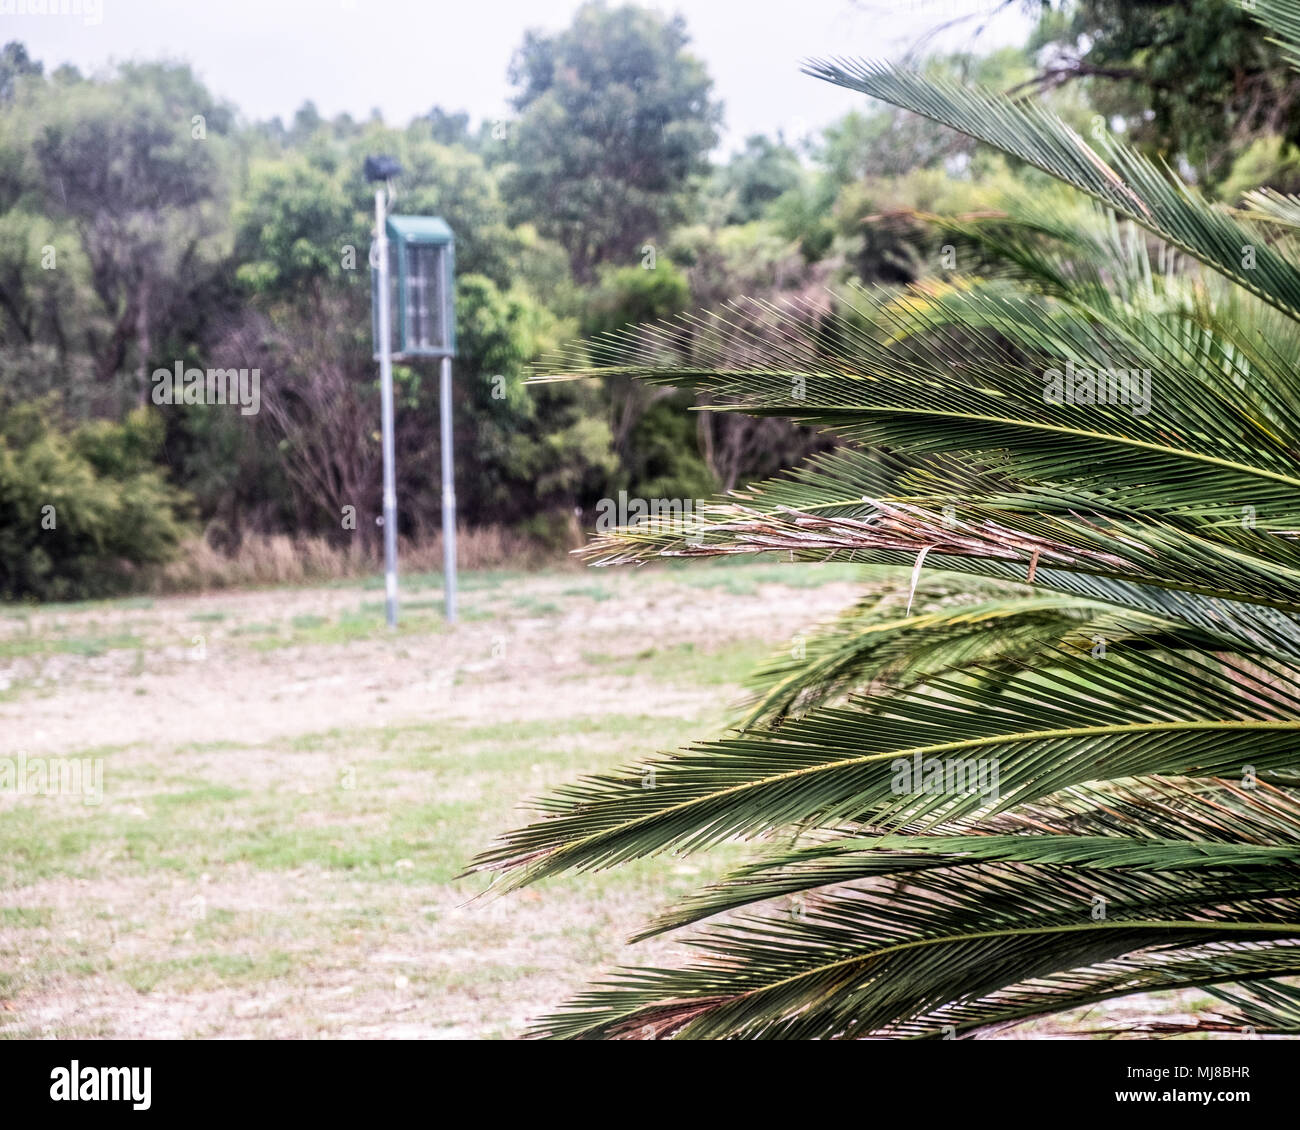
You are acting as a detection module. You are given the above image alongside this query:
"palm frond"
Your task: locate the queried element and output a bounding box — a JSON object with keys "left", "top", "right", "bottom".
{"left": 549, "top": 781, "right": 1300, "bottom": 1039}
{"left": 1249, "top": 0, "right": 1300, "bottom": 73}
{"left": 736, "top": 591, "right": 1235, "bottom": 726}
{"left": 535, "top": 866, "right": 1300, "bottom": 1039}
{"left": 1206, "top": 978, "right": 1300, "bottom": 1035}
{"left": 739, "top": 594, "right": 1101, "bottom": 724}
{"left": 642, "top": 777, "right": 1300, "bottom": 938}
{"left": 1240, "top": 187, "right": 1300, "bottom": 228}
{"left": 547, "top": 286, "right": 1300, "bottom": 524}
{"left": 487, "top": 21, "right": 1300, "bottom": 1039}
{"left": 471, "top": 645, "right": 1300, "bottom": 887}
{"left": 897, "top": 194, "right": 1184, "bottom": 314}
{"left": 576, "top": 447, "right": 1300, "bottom": 618}
{"left": 800, "top": 59, "right": 1300, "bottom": 322}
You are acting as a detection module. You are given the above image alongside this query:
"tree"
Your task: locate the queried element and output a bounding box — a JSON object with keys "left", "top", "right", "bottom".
{"left": 1028, "top": 0, "right": 1300, "bottom": 185}
{"left": 0, "top": 40, "right": 41, "bottom": 102}
{"left": 18, "top": 61, "right": 234, "bottom": 399}
{"left": 711, "top": 134, "right": 803, "bottom": 225}
{"left": 473, "top": 4, "right": 1300, "bottom": 1038}
{"left": 426, "top": 107, "right": 474, "bottom": 148}
{"left": 222, "top": 122, "right": 609, "bottom": 542}
{"left": 0, "top": 401, "right": 188, "bottom": 600}
{"left": 814, "top": 47, "right": 1034, "bottom": 185}
{"left": 578, "top": 261, "right": 711, "bottom": 502}
{"left": 501, "top": 1, "right": 722, "bottom": 280}
{"left": 445, "top": 274, "right": 617, "bottom": 527}
{"left": 234, "top": 152, "right": 355, "bottom": 302}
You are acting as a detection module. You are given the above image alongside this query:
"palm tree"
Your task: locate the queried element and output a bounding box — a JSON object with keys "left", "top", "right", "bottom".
{"left": 471, "top": 1, "right": 1300, "bottom": 1038}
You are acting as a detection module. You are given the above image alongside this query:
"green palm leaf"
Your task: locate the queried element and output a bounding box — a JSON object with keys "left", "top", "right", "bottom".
{"left": 735, "top": 590, "right": 1242, "bottom": 726}
{"left": 472, "top": 646, "right": 1300, "bottom": 885}
{"left": 481, "top": 18, "right": 1300, "bottom": 1039}
{"left": 800, "top": 58, "right": 1300, "bottom": 320}
{"left": 1206, "top": 978, "right": 1300, "bottom": 1035}
{"left": 535, "top": 869, "right": 1300, "bottom": 1039}
{"left": 1250, "top": 1, "right": 1300, "bottom": 72}
{"left": 642, "top": 777, "right": 1300, "bottom": 937}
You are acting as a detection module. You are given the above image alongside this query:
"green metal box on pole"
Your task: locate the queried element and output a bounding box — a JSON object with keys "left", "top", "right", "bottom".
{"left": 371, "top": 216, "right": 456, "bottom": 360}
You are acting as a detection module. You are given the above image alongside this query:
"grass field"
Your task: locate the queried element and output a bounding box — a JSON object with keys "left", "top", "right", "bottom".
{"left": 0, "top": 558, "right": 879, "bottom": 1038}
{"left": 0, "top": 557, "right": 1227, "bottom": 1038}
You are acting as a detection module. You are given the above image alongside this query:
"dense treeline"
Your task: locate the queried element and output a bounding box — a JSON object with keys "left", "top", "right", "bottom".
{"left": 1, "top": 0, "right": 1296, "bottom": 598}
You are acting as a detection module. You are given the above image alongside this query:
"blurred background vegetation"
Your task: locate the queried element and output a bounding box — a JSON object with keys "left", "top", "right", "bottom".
{"left": 4, "top": 0, "right": 1300, "bottom": 600}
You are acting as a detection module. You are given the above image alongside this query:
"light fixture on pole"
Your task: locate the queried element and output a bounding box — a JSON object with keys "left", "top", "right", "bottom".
{"left": 366, "top": 156, "right": 458, "bottom": 625}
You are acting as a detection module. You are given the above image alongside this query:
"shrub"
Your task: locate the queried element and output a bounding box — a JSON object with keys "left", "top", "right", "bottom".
{"left": 0, "top": 402, "right": 189, "bottom": 600}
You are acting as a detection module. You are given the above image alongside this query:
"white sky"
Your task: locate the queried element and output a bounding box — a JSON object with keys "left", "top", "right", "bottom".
{"left": 6, "top": 0, "right": 1032, "bottom": 151}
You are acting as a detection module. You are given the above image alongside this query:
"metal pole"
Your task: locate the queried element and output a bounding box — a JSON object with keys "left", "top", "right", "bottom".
{"left": 440, "top": 353, "right": 457, "bottom": 622}
{"left": 375, "top": 187, "right": 399, "bottom": 628}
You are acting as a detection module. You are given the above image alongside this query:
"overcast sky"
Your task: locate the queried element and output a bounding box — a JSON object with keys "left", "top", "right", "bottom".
{"left": 9, "top": 0, "right": 1031, "bottom": 151}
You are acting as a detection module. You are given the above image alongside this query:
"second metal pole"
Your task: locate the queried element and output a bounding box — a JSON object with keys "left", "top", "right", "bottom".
{"left": 440, "top": 354, "right": 457, "bottom": 623}
{"left": 376, "top": 187, "right": 399, "bottom": 628}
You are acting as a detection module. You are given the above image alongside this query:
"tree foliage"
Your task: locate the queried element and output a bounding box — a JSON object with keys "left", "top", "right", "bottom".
{"left": 502, "top": 1, "right": 722, "bottom": 279}
{"left": 1030, "top": 0, "right": 1300, "bottom": 184}
{"left": 0, "top": 402, "right": 188, "bottom": 600}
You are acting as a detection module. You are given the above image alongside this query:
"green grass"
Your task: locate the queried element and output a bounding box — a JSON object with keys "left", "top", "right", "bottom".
{"left": 0, "top": 677, "right": 48, "bottom": 703}
{"left": 244, "top": 606, "right": 455, "bottom": 651}
{"left": 580, "top": 638, "right": 772, "bottom": 685}
{"left": 0, "top": 709, "right": 725, "bottom": 890}
{"left": 152, "top": 785, "right": 249, "bottom": 808}
{"left": 0, "top": 631, "right": 144, "bottom": 660}
{"left": 559, "top": 584, "right": 614, "bottom": 602}
{"left": 0, "top": 906, "right": 53, "bottom": 928}
{"left": 354, "top": 567, "right": 530, "bottom": 594}
{"left": 0, "top": 559, "right": 895, "bottom": 1033}
{"left": 121, "top": 952, "right": 297, "bottom": 994}
{"left": 230, "top": 622, "right": 278, "bottom": 637}
{"left": 511, "top": 596, "right": 561, "bottom": 615}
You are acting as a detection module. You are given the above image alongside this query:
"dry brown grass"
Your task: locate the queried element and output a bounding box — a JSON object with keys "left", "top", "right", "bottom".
{"left": 153, "top": 526, "right": 567, "bottom": 594}
{"left": 0, "top": 563, "right": 871, "bottom": 1038}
